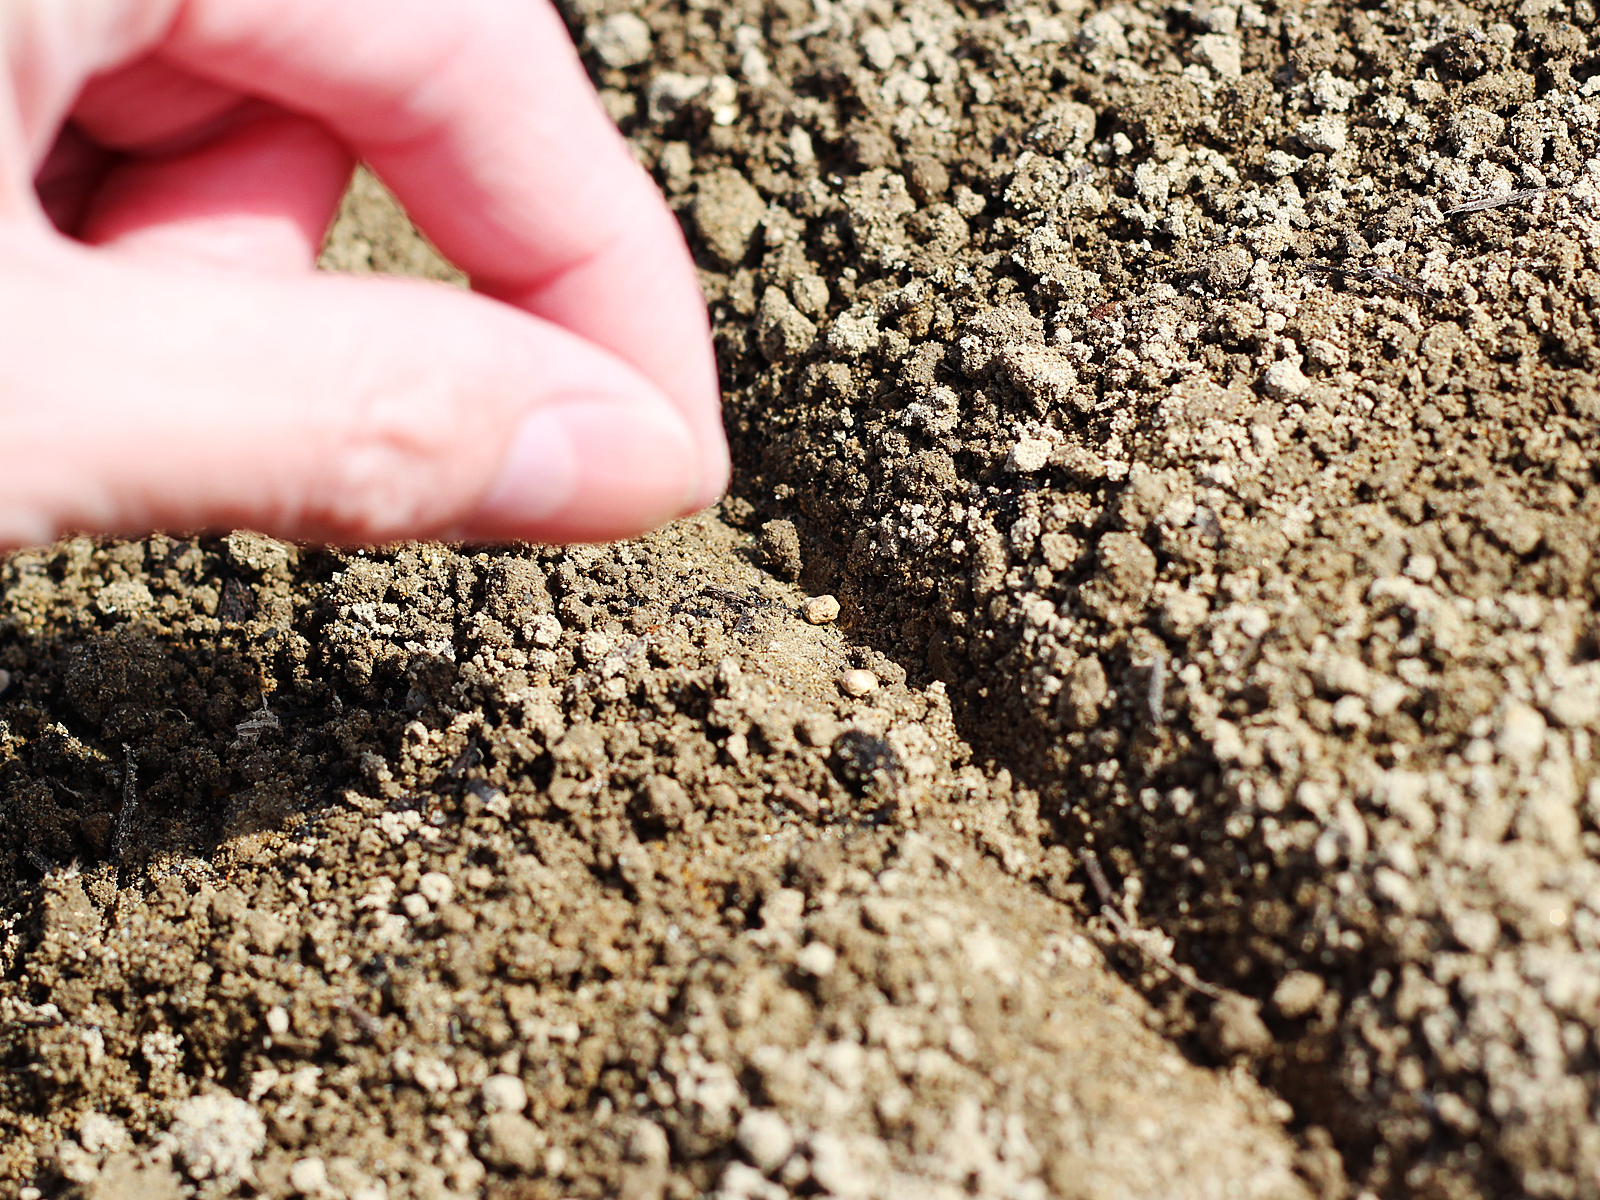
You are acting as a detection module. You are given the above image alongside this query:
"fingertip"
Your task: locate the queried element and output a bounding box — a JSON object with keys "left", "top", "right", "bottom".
{"left": 687, "top": 427, "right": 731, "bottom": 515}
{"left": 467, "top": 392, "right": 701, "bottom": 543}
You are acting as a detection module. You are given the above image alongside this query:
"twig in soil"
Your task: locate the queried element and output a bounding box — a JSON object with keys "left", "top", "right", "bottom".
{"left": 1081, "top": 850, "right": 1223, "bottom": 1000}
{"left": 113, "top": 744, "right": 137, "bottom": 865}
{"left": 1146, "top": 649, "right": 1168, "bottom": 726}
{"left": 1443, "top": 187, "right": 1556, "bottom": 216}
{"left": 1302, "top": 262, "right": 1431, "bottom": 297}
{"left": 337, "top": 999, "right": 384, "bottom": 1040}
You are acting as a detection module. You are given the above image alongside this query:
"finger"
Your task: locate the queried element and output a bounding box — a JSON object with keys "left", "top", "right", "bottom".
{"left": 157, "top": 0, "right": 729, "bottom": 506}
{"left": 0, "top": 238, "right": 700, "bottom": 547}
{"left": 34, "top": 123, "right": 115, "bottom": 235}
{"left": 68, "top": 54, "right": 248, "bottom": 156}
{"left": 80, "top": 107, "right": 353, "bottom": 272}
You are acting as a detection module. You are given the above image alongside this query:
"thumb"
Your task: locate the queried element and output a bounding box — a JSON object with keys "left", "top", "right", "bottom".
{"left": 0, "top": 234, "right": 705, "bottom": 547}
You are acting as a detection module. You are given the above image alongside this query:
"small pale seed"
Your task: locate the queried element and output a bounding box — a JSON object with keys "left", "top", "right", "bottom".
{"left": 839, "top": 669, "right": 878, "bottom": 697}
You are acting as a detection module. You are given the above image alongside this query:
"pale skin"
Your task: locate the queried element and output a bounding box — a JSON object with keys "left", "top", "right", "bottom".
{"left": 0, "top": 0, "right": 729, "bottom": 548}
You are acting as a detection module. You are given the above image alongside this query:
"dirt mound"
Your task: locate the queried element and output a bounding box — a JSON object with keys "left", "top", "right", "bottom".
{"left": 614, "top": 0, "right": 1600, "bottom": 1194}
{"left": 0, "top": 519, "right": 1306, "bottom": 1199}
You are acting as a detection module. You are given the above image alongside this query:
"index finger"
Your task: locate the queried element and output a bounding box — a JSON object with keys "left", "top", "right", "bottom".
{"left": 160, "top": 0, "right": 726, "bottom": 504}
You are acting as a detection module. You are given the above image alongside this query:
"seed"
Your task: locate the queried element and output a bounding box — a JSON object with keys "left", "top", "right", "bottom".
{"left": 839, "top": 669, "right": 878, "bottom": 697}
{"left": 804, "top": 595, "right": 841, "bottom": 625}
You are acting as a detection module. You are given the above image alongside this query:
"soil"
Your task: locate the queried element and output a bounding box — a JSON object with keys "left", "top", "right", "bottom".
{"left": 2, "top": 0, "right": 1600, "bottom": 1197}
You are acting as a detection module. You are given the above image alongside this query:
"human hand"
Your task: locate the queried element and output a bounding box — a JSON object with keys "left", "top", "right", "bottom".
{"left": 3, "top": 0, "right": 727, "bottom": 547}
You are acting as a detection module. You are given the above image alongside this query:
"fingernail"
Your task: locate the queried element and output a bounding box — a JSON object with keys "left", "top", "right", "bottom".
{"left": 476, "top": 396, "right": 699, "bottom": 539}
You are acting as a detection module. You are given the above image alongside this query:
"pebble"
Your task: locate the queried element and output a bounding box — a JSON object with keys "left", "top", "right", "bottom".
{"left": 288, "top": 1156, "right": 329, "bottom": 1197}
{"left": 839, "top": 669, "right": 878, "bottom": 697}
{"left": 1272, "top": 971, "right": 1326, "bottom": 1019}
{"left": 804, "top": 595, "right": 841, "bottom": 624}
{"left": 737, "top": 1109, "right": 795, "bottom": 1174}
{"left": 587, "top": 12, "right": 653, "bottom": 68}
{"left": 796, "top": 941, "right": 838, "bottom": 977}
{"left": 481, "top": 1073, "right": 528, "bottom": 1115}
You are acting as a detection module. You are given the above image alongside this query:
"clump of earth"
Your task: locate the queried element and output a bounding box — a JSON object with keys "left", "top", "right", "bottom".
{"left": 3, "top": 0, "right": 1600, "bottom": 1198}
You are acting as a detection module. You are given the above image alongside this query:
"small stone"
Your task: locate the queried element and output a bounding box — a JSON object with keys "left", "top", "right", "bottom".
{"left": 1404, "top": 554, "right": 1438, "bottom": 583}
{"left": 1079, "top": 10, "right": 1129, "bottom": 57}
{"left": 737, "top": 1110, "right": 795, "bottom": 1175}
{"left": 588, "top": 13, "right": 653, "bottom": 68}
{"left": 416, "top": 872, "right": 454, "bottom": 906}
{"left": 795, "top": 941, "right": 838, "bottom": 977}
{"left": 1262, "top": 359, "right": 1311, "bottom": 400}
{"left": 1302, "top": 338, "right": 1346, "bottom": 372}
{"left": 288, "top": 1157, "right": 328, "bottom": 1197}
{"left": 721, "top": 1161, "right": 785, "bottom": 1198}
{"left": 1028, "top": 101, "right": 1098, "bottom": 156}
{"left": 0, "top": 668, "right": 12, "bottom": 694}
{"left": 481, "top": 1074, "right": 528, "bottom": 1115}
{"left": 1451, "top": 909, "right": 1500, "bottom": 953}
{"left": 265, "top": 1007, "right": 290, "bottom": 1036}
{"left": 804, "top": 595, "right": 841, "bottom": 625}
{"left": 808, "top": 1132, "right": 884, "bottom": 1199}
{"left": 839, "top": 669, "right": 878, "bottom": 698}
{"left": 94, "top": 580, "right": 154, "bottom": 618}
{"left": 1272, "top": 971, "right": 1326, "bottom": 1019}
{"left": 54, "top": 1141, "right": 100, "bottom": 1186}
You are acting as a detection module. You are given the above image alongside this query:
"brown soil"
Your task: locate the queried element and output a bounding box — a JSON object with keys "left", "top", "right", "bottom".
{"left": 4, "top": 1, "right": 1600, "bottom": 1198}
